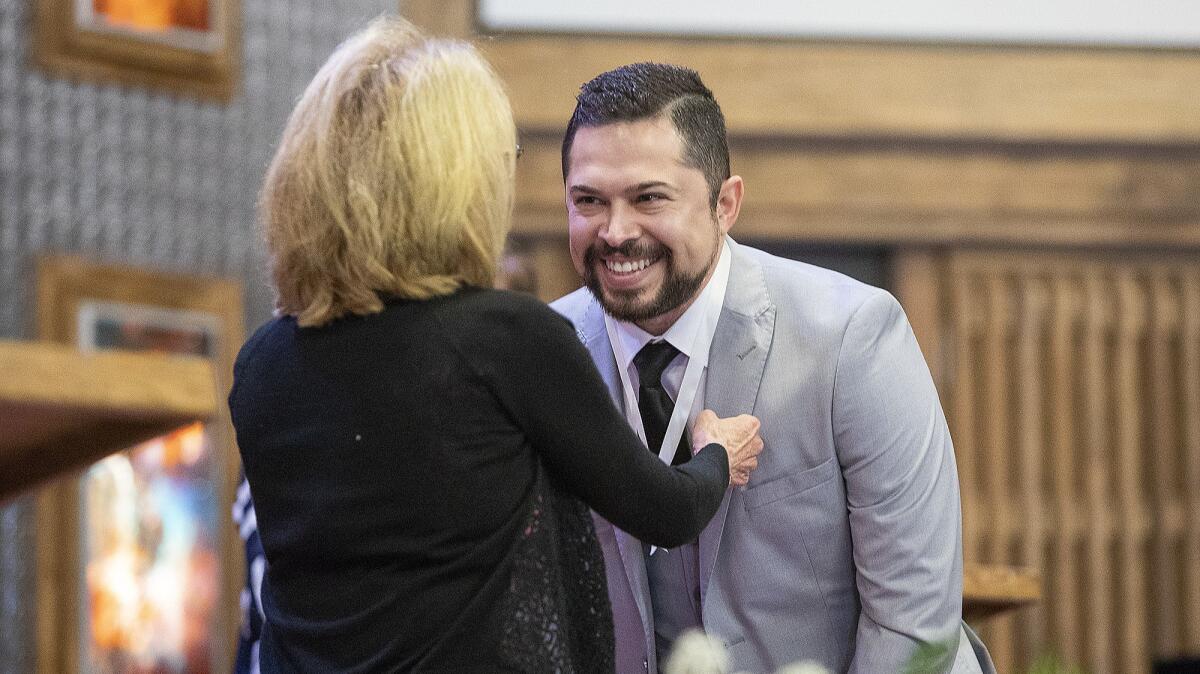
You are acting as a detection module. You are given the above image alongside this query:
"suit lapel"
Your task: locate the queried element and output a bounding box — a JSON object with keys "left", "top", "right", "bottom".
{"left": 576, "top": 294, "right": 655, "bottom": 638}
{"left": 699, "top": 240, "right": 776, "bottom": 605}
{"left": 578, "top": 296, "right": 622, "bottom": 402}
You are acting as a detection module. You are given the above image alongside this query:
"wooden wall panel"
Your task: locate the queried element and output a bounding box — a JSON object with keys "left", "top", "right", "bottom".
{"left": 408, "top": 0, "right": 1200, "bottom": 144}
{"left": 943, "top": 253, "right": 1200, "bottom": 674}
{"left": 484, "top": 38, "right": 1200, "bottom": 144}
{"left": 512, "top": 136, "right": 1200, "bottom": 246}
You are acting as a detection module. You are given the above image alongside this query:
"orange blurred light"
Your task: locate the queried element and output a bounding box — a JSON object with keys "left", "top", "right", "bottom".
{"left": 160, "top": 422, "right": 205, "bottom": 469}
{"left": 95, "top": 0, "right": 210, "bottom": 32}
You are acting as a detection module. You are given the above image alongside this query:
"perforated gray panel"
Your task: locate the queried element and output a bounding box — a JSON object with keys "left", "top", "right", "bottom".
{"left": 0, "top": 1, "right": 399, "bottom": 669}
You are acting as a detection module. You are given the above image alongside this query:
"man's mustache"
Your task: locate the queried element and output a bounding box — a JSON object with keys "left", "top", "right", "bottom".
{"left": 584, "top": 240, "right": 668, "bottom": 263}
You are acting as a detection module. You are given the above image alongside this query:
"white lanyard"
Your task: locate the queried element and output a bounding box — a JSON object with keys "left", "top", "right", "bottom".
{"left": 605, "top": 311, "right": 716, "bottom": 466}
{"left": 606, "top": 311, "right": 716, "bottom": 555}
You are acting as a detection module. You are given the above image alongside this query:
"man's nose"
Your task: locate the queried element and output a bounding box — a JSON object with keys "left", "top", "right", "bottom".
{"left": 600, "top": 204, "right": 640, "bottom": 247}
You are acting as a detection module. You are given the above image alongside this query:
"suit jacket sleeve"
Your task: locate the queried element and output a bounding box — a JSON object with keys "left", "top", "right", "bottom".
{"left": 833, "top": 290, "right": 964, "bottom": 674}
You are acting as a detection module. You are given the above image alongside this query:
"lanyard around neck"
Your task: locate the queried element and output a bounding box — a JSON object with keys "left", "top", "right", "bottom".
{"left": 605, "top": 312, "right": 716, "bottom": 466}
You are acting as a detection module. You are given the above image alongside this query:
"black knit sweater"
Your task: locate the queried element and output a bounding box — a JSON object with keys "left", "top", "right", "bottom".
{"left": 229, "top": 287, "right": 729, "bottom": 673}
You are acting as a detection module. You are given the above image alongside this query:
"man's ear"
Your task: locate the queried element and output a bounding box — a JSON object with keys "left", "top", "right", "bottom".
{"left": 715, "top": 175, "right": 744, "bottom": 234}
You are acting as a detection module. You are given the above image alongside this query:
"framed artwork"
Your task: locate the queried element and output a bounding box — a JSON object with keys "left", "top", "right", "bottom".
{"left": 34, "top": 256, "right": 244, "bottom": 674}
{"left": 32, "top": 0, "right": 240, "bottom": 101}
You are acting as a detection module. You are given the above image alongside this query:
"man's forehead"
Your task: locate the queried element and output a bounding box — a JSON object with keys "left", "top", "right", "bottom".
{"left": 567, "top": 163, "right": 690, "bottom": 196}
{"left": 567, "top": 120, "right": 691, "bottom": 181}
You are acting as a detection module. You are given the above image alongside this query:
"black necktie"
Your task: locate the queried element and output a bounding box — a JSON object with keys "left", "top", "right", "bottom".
{"left": 634, "top": 341, "right": 691, "bottom": 466}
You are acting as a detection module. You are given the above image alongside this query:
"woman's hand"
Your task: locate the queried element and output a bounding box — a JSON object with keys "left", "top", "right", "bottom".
{"left": 691, "top": 410, "right": 763, "bottom": 486}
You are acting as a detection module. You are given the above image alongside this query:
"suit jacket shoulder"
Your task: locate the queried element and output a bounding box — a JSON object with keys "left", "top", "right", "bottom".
{"left": 729, "top": 241, "right": 896, "bottom": 341}
{"left": 549, "top": 286, "right": 605, "bottom": 345}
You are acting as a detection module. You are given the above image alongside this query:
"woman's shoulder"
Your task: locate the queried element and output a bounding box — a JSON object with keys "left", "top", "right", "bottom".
{"left": 452, "top": 286, "right": 550, "bottom": 311}
{"left": 445, "top": 287, "right": 572, "bottom": 332}
{"left": 236, "top": 314, "right": 294, "bottom": 365}
{"left": 437, "top": 288, "right": 578, "bottom": 367}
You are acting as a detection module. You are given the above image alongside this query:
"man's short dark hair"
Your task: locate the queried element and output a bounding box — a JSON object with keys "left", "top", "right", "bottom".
{"left": 562, "top": 62, "right": 730, "bottom": 208}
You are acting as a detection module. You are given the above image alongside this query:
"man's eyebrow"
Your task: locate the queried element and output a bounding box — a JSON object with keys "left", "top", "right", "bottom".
{"left": 567, "top": 181, "right": 677, "bottom": 195}
{"left": 630, "top": 181, "right": 674, "bottom": 192}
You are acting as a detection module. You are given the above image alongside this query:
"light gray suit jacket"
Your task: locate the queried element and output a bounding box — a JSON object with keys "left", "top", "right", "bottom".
{"left": 552, "top": 239, "right": 994, "bottom": 674}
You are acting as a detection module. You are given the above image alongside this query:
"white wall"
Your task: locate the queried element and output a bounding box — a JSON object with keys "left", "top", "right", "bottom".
{"left": 479, "top": 0, "right": 1200, "bottom": 47}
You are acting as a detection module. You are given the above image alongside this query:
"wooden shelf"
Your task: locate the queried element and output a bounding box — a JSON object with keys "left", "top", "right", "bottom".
{"left": 963, "top": 562, "right": 1042, "bottom": 622}
{"left": 0, "top": 340, "right": 218, "bottom": 502}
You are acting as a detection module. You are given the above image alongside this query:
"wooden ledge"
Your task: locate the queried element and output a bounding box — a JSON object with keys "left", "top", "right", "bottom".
{"left": 963, "top": 562, "right": 1042, "bottom": 622}
{"left": 0, "top": 340, "right": 218, "bottom": 501}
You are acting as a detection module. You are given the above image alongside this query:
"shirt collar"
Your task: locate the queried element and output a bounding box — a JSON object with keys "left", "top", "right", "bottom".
{"left": 607, "top": 238, "right": 732, "bottom": 373}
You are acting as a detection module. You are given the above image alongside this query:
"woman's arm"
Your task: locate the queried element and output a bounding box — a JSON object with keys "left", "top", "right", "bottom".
{"left": 445, "top": 293, "right": 731, "bottom": 547}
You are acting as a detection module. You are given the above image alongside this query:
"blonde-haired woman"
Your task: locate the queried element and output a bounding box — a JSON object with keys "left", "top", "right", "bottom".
{"left": 230, "top": 16, "right": 762, "bottom": 673}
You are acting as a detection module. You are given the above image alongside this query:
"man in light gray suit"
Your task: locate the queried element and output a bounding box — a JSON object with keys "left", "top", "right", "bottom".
{"left": 551, "top": 63, "right": 994, "bottom": 674}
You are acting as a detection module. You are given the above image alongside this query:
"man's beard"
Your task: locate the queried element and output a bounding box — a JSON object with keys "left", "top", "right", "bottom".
{"left": 582, "top": 237, "right": 716, "bottom": 325}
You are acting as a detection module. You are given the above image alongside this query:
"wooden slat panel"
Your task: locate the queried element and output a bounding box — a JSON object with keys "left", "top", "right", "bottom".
{"left": 1081, "top": 273, "right": 1116, "bottom": 674}
{"left": 1182, "top": 272, "right": 1200, "bottom": 654}
{"left": 1048, "top": 276, "right": 1083, "bottom": 665}
{"left": 1015, "top": 276, "right": 1051, "bottom": 663}
{"left": 949, "top": 269, "right": 983, "bottom": 560}
{"left": 891, "top": 250, "right": 945, "bottom": 388}
{"left": 981, "top": 275, "right": 1016, "bottom": 669}
{"left": 942, "top": 251, "right": 1200, "bottom": 672}
{"left": 1114, "top": 271, "right": 1151, "bottom": 674}
{"left": 1148, "top": 272, "right": 1183, "bottom": 656}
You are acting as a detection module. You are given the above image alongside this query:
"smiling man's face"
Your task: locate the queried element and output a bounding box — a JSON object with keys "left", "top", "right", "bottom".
{"left": 565, "top": 116, "right": 735, "bottom": 335}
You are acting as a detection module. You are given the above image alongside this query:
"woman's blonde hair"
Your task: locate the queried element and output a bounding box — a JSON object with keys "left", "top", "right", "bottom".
{"left": 260, "top": 17, "right": 516, "bottom": 327}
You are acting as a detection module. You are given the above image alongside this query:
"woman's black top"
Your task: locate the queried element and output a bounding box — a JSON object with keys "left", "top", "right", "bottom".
{"left": 229, "top": 287, "right": 729, "bottom": 673}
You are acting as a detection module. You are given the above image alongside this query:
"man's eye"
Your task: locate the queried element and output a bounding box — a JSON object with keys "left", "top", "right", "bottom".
{"left": 575, "top": 196, "right": 600, "bottom": 206}
{"left": 637, "top": 193, "right": 666, "bottom": 203}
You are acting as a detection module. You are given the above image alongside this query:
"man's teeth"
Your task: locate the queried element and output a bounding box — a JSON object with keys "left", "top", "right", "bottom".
{"left": 606, "top": 258, "right": 653, "bottom": 273}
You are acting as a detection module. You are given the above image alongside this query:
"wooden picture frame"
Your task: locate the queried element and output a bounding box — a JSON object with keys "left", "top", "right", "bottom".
{"left": 33, "top": 255, "right": 244, "bottom": 674}
{"left": 32, "top": 0, "right": 240, "bottom": 101}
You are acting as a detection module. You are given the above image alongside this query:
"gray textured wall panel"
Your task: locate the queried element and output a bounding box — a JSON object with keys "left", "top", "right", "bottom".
{"left": 0, "top": 1, "right": 399, "bottom": 670}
